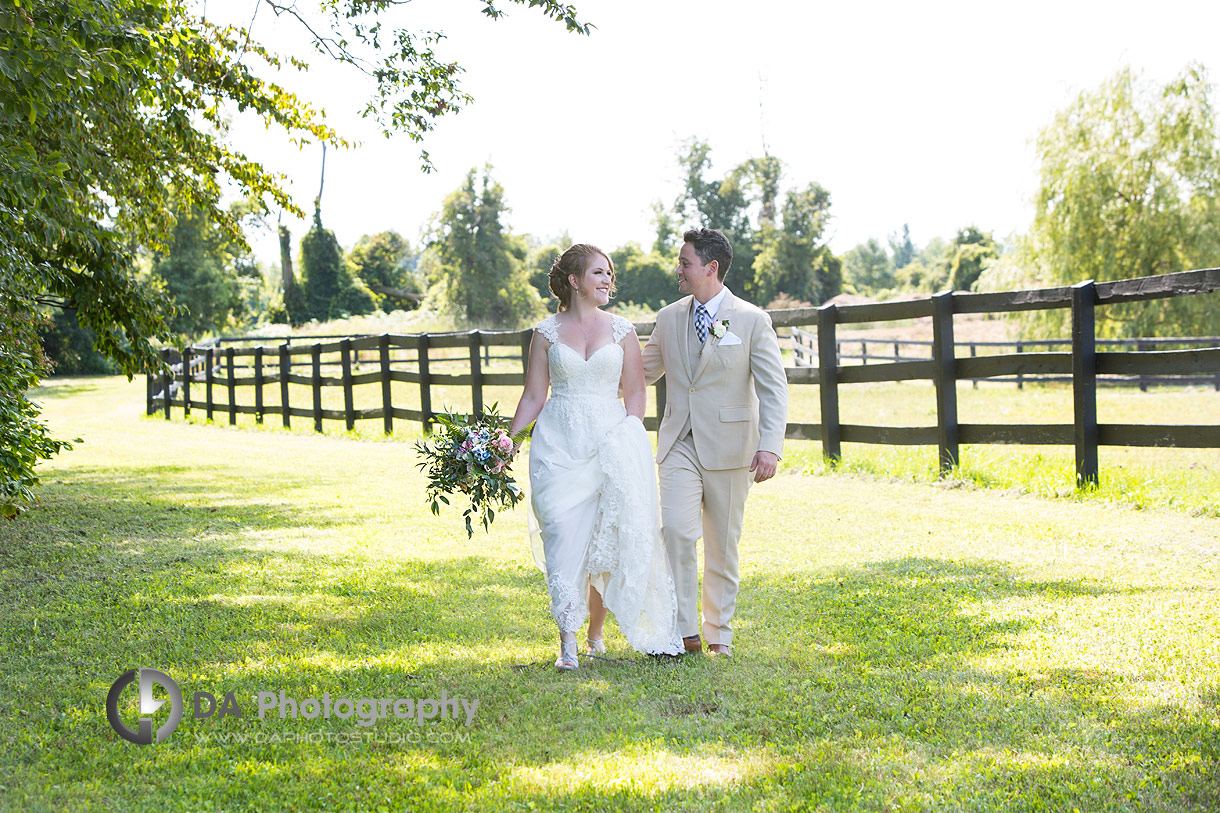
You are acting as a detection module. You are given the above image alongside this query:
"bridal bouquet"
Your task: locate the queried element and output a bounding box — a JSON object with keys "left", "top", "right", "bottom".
{"left": 415, "top": 403, "right": 527, "bottom": 537}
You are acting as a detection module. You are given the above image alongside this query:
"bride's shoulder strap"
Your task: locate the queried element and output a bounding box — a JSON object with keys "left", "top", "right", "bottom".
{"left": 534, "top": 314, "right": 560, "bottom": 344}
{"left": 610, "top": 313, "right": 635, "bottom": 343}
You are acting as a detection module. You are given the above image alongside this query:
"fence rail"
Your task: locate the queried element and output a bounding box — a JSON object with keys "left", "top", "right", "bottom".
{"left": 149, "top": 268, "right": 1220, "bottom": 486}
{"left": 791, "top": 331, "right": 1220, "bottom": 390}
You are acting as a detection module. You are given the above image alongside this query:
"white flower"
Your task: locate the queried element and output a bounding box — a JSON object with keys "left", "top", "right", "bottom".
{"left": 709, "top": 319, "right": 729, "bottom": 340}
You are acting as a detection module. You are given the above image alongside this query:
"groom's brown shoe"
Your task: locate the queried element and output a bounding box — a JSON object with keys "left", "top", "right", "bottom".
{"left": 682, "top": 635, "right": 703, "bottom": 653}
{"left": 707, "top": 644, "right": 731, "bottom": 658}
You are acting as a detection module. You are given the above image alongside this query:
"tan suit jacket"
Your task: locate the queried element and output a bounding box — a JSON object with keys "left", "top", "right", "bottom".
{"left": 642, "top": 289, "right": 788, "bottom": 470}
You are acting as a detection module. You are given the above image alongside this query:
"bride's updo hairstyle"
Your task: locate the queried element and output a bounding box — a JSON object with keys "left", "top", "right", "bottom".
{"left": 548, "top": 243, "right": 616, "bottom": 311}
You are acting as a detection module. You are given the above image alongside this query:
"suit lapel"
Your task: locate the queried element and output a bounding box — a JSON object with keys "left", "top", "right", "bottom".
{"left": 677, "top": 296, "right": 695, "bottom": 383}
{"left": 692, "top": 290, "right": 736, "bottom": 384}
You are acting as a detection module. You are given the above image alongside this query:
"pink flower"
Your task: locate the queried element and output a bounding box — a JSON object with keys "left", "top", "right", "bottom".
{"left": 491, "top": 459, "right": 506, "bottom": 474}
{"left": 494, "top": 435, "right": 513, "bottom": 453}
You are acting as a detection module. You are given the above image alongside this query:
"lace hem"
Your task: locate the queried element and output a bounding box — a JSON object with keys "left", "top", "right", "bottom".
{"left": 589, "top": 417, "right": 683, "bottom": 655}
{"left": 547, "top": 571, "right": 588, "bottom": 634}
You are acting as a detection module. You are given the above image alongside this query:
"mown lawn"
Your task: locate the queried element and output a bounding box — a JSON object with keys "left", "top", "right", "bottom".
{"left": 2, "top": 375, "right": 1218, "bottom": 810}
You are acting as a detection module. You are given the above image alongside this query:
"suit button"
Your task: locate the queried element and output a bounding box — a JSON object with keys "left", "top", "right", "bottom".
{"left": 689, "top": 388, "right": 695, "bottom": 393}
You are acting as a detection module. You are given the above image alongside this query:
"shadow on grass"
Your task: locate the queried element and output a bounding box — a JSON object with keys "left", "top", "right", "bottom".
{"left": 4, "top": 482, "right": 1217, "bottom": 809}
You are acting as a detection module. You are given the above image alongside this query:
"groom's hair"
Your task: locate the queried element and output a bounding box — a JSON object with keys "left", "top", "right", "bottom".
{"left": 683, "top": 228, "right": 733, "bottom": 281}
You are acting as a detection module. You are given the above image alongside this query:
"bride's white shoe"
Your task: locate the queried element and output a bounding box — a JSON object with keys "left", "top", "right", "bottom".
{"left": 585, "top": 637, "right": 606, "bottom": 656}
{"left": 555, "top": 640, "right": 579, "bottom": 671}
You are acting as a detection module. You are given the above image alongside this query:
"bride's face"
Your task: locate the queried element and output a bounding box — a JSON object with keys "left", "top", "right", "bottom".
{"left": 571, "top": 254, "right": 613, "bottom": 307}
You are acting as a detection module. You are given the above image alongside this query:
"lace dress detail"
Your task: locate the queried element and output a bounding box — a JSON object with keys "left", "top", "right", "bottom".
{"left": 527, "top": 314, "right": 681, "bottom": 655}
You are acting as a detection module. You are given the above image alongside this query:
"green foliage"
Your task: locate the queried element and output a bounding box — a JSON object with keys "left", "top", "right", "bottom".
{"left": 669, "top": 140, "right": 840, "bottom": 305}
{"left": 897, "top": 236, "right": 952, "bottom": 292}
{"left": 278, "top": 225, "right": 310, "bottom": 326}
{"left": 946, "top": 226, "right": 998, "bottom": 291}
{"left": 843, "top": 237, "right": 896, "bottom": 296}
{"left": 300, "top": 210, "right": 376, "bottom": 321}
{"left": 889, "top": 223, "right": 916, "bottom": 270}
{"left": 0, "top": 306, "right": 72, "bottom": 518}
{"left": 424, "top": 167, "right": 545, "bottom": 328}
{"left": 753, "top": 183, "right": 841, "bottom": 305}
{"left": 150, "top": 204, "right": 254, "bottom": 338}
{"left": 609, "top": 243, "right": 676, "bottom": 310}
{"left": 525, "top": 238, "right": 566, "bottom": 306}
{"left": 347, "top": 231, "right": 421, "bottom": 309}
{"left": 649, "top": 200, "right": 680, "bottom": 255}
{"left": 37, "top": 310, "right": 120, "bottom": 376}
{"left": 983, "top": 64, "right": 1220, "bottom": 337}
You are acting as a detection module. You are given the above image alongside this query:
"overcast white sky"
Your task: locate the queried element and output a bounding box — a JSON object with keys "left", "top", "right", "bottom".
{"left": 218, "top": 0, "right": 1220, "bottom": 267}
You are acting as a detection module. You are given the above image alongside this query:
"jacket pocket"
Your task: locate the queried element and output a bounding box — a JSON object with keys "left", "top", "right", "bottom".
{"left": 719, "top": 406, "right": 752, "bottom": 423}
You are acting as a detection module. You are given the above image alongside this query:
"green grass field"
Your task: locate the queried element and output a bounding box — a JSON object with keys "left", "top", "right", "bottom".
{"left": 2, "top": 376, "right": 1218, "bottom": 810}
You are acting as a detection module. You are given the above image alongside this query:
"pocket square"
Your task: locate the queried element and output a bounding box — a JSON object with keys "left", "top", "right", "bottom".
{"left": 718, "top": 331, "right": 742, "bottom": 346}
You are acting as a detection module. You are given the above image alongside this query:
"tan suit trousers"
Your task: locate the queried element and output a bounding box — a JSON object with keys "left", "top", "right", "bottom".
{"left": 659, "top": 432, "right": 752, "bottom": 646}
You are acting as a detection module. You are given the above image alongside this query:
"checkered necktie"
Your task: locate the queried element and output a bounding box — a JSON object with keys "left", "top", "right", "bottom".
{"left": 695, "top": 303, "right": 710, "bottom": 343}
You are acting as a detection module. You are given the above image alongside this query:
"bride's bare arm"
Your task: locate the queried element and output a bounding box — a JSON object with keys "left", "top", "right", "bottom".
{"left": 620, "top": 329, "right": 646, "bottom": 420}
{"left": 508, "top": 331, "right": 551, "bottom": 452}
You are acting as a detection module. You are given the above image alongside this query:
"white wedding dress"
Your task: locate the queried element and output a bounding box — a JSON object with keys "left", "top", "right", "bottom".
{"left": 527, "top": 314, "right": 682, "bottom": 655}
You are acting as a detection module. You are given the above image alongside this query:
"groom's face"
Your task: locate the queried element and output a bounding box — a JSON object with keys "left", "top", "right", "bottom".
{"left": 676, "top": 242, "right": 715, "bottom": 296}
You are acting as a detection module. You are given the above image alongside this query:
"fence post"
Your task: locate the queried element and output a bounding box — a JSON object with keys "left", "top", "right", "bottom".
{"left": 520, "top": 329, "right": 532, "bottom": 375}
{"left": 931, "top": 291, "right": 959, "bottom": 474}
{"left": 817, "top": 304, "right": 841, "bottom": 464}
{"left": 1137, "top": 338, "right": 1149, "bottom": 392}
{"left": 418, "top": 334, "right": 433, "bottom": 434}
{"left": 182, "top": 347, "right": 192, "bottom": 417}
{"left": 341, "top": 338, "right": 355, "bottom": 432}
{"left": 279, "top": 344, "right": 291, "bottom": 428}
{"left": 1016, "top": 341, "right": 1024, "bottom": 389}
{"left": 1072, "top": 280, "right": 1099, "bottom": 487}
{"left": 311, "top": 344, "right": 323, "bottom": 433}
{"left": 468, "top": 331, "right": 484, "bottom": 417}
{"left": 970, "top": 343, "right": 978, "bottom": 390}
{"left": 205, "top": 347, "right": 215, "bottom": 422}
{"left": 146, "top": 370, "right": 154, "bottom": 416}
{"left": 226, "top": 347, "right": 237, "bottom": 426}
{"left": 380, "top": 334, "right": 393, "bottom": 435}
{"left": 254, "top": 347, "right": 264, "bottom": 424}
{"left": 161, "top": 349, "right": 172, "bottom": 420}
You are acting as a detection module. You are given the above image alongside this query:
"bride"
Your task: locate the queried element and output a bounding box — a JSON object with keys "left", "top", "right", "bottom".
{"left": 509, "top": 244, "right": 682, "bottom": 669}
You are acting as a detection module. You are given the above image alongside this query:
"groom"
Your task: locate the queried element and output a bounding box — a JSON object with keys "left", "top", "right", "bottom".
{"left": 642, "top": 227, "right": 789, "bottom": 658}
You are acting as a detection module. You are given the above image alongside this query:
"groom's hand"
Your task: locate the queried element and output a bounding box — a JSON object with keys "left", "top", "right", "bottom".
{"left": 749, "top": 451, "right": 778, "bottom": 483}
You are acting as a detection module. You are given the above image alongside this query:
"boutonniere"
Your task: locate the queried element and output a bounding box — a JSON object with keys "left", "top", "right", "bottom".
{"left": 709, "top": 319, "right": 730, "bottom": 340}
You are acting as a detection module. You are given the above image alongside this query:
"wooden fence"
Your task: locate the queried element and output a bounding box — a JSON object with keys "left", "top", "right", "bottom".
{"left": 791, "top": 332, "right": 1220, "bottom": 390}
{"left": 149, "top": 268, "right": 1220, "bottom": 486}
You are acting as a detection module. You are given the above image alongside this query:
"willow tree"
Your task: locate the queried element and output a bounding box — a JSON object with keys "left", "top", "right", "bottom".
{"left": 984, "top": 64, "right": 1220, "bottom": 337}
